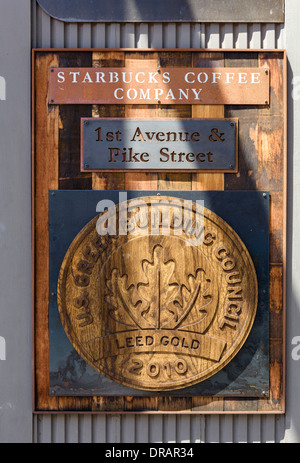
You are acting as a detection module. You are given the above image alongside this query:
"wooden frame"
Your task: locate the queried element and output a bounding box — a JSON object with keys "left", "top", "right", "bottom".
{"left": 32, "top": 48, "right": 287, "bottom": 414}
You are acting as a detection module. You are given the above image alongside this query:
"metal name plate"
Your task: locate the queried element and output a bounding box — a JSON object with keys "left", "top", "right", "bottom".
{"left": 37, "top": 0, "right": 284, "bottom": 23}
{"left": 81, "top": 119, "right": 237, "bottom": 172}
{"left": 49, "top": 67, "right": 270, "bottom": 105}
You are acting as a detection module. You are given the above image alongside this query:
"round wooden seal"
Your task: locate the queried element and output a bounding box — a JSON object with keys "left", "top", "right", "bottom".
{"left": 57, "top": 196, "right": 258, "bottom": 391}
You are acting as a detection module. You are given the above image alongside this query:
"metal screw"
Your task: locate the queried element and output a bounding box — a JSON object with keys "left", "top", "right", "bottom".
{"left": 265, "top": 69, "right": 268, "bottom": 75}
{"left": 50, "top": 99, "right": 54, "bottom": 103}
{"left": 85, "top": 164, "right": 89, "bottom": 169}
{"left": 157, "top": 68, "right": 161, "bottom": 73}
{"left": 157, "top": 99, "right": 161, "bottom": 104}
{"left": 51, "top": 192, "right": 55, "bottom": 196}
{"left": 230, "top": 122, "right": 235, "bottom": 127}
{"left": 85, "top": 121, "right": 89, "bottom": 125}
{"left": 263, "top": 192, "right": 267, "bottom": 198}
{"left": 51, "top": 69, "right": 54, "bottom": 72}
{"left": 265, "top": 99, "right": 268, "bottom": 104}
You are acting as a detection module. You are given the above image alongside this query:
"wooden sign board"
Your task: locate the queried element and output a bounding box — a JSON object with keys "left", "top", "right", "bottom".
{"left": 49, "top": 67, "right": 269, "bottom": 105}
{"left": 81, "top": 118, "right": 238, "bottom": 172}
{"left": 32, "top": 49, "right": 286, "bottom": 414}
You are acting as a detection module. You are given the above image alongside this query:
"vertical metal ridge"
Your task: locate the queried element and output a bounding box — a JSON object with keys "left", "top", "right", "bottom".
{"left": 206, "top": 24, "right": 221, "bottom": 48}
{"left": 135, "top": 414, "right": 149, "bottom": 443}
{"left": 149, "top": 23, "right": 163, "bottom": 48}
{"left": 121, "top": 24, "right": 136, "bottom": 48}
{"left": 233, "top": 23, "right": 248, "bottom": 48}
{"left": 91, "top": 23, "right": 106, "bottom": 48}
{"left": 221, "top": 24, "right": 234, "bottom": 49}
{"left": 248, "top": 24, "right": 262, "bottom": 49}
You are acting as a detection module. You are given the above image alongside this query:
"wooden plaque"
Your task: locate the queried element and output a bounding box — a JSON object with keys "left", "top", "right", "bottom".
{"left": 57, "top": 196, "right": 258, "bottom": 391}
{"left": 32, "top": 49, "right": 286, "bottom": 414}
{"left": 48, "top": 189, "right": 269, "bottom": 397}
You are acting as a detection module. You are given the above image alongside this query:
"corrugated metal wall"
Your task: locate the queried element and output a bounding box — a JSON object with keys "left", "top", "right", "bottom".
{"left": 31, "top": 0, "right": 286, "bottom": 443}
{"left": 32, "top": 5, "right": 285, "bottom": 49}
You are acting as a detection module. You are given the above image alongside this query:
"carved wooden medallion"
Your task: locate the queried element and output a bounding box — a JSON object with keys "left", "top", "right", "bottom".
{"left": 57, "top": 196, "right": 258, "bottom": 391}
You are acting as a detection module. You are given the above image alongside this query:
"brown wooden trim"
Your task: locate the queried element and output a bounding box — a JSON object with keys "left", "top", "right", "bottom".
{"left": 33, "top": 52, "right": 60, "bottom": 411}
{"left": 32, "top": 48, "right": 287, "bottom": 53}
{"left": 281, "top": 49, "right": 287, "bottom": 415}
{"left": 31, "top": 49, "right": 36, "bottom": 414}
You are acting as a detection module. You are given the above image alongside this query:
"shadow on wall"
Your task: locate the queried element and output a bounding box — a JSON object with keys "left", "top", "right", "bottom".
{"left": 35, "top": 0, "right": 197, "bottom": 22}
{"left": 35, "top": 0, "right": 284, "bottom": 23}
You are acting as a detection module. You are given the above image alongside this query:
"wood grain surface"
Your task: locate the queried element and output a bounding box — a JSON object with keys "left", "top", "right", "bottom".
{"left": 32, "top": 49, "right": 286, "bottom": 413}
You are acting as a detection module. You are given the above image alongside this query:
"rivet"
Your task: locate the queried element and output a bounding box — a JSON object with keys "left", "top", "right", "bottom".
{"left": 157, "top": 99, "right": 161, "bottom": 104}
{"left": 265, "top": 99, "right": 268, "bottom": 104}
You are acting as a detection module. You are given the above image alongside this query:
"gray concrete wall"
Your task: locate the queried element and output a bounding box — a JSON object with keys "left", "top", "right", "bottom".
{"left": 0, "top": 0, "right": 32, "bottom": 443}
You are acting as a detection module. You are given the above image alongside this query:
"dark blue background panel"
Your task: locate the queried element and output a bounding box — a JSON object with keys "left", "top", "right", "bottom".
{"left": 49, "top": 190, "right": 269, "bottom": 397}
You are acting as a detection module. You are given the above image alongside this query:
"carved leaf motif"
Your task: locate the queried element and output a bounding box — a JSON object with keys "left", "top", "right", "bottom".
{"left": 137, "top": 245, "right": 180, "bottom": 329}
{"left": 105, "top": 269, "right": 143, "bottom": 329}
{"left": 173, "top": 269, "right": 213, "bottom": 331}
{"left": 104, "top": 244, "right": 213, "bottom": 332}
